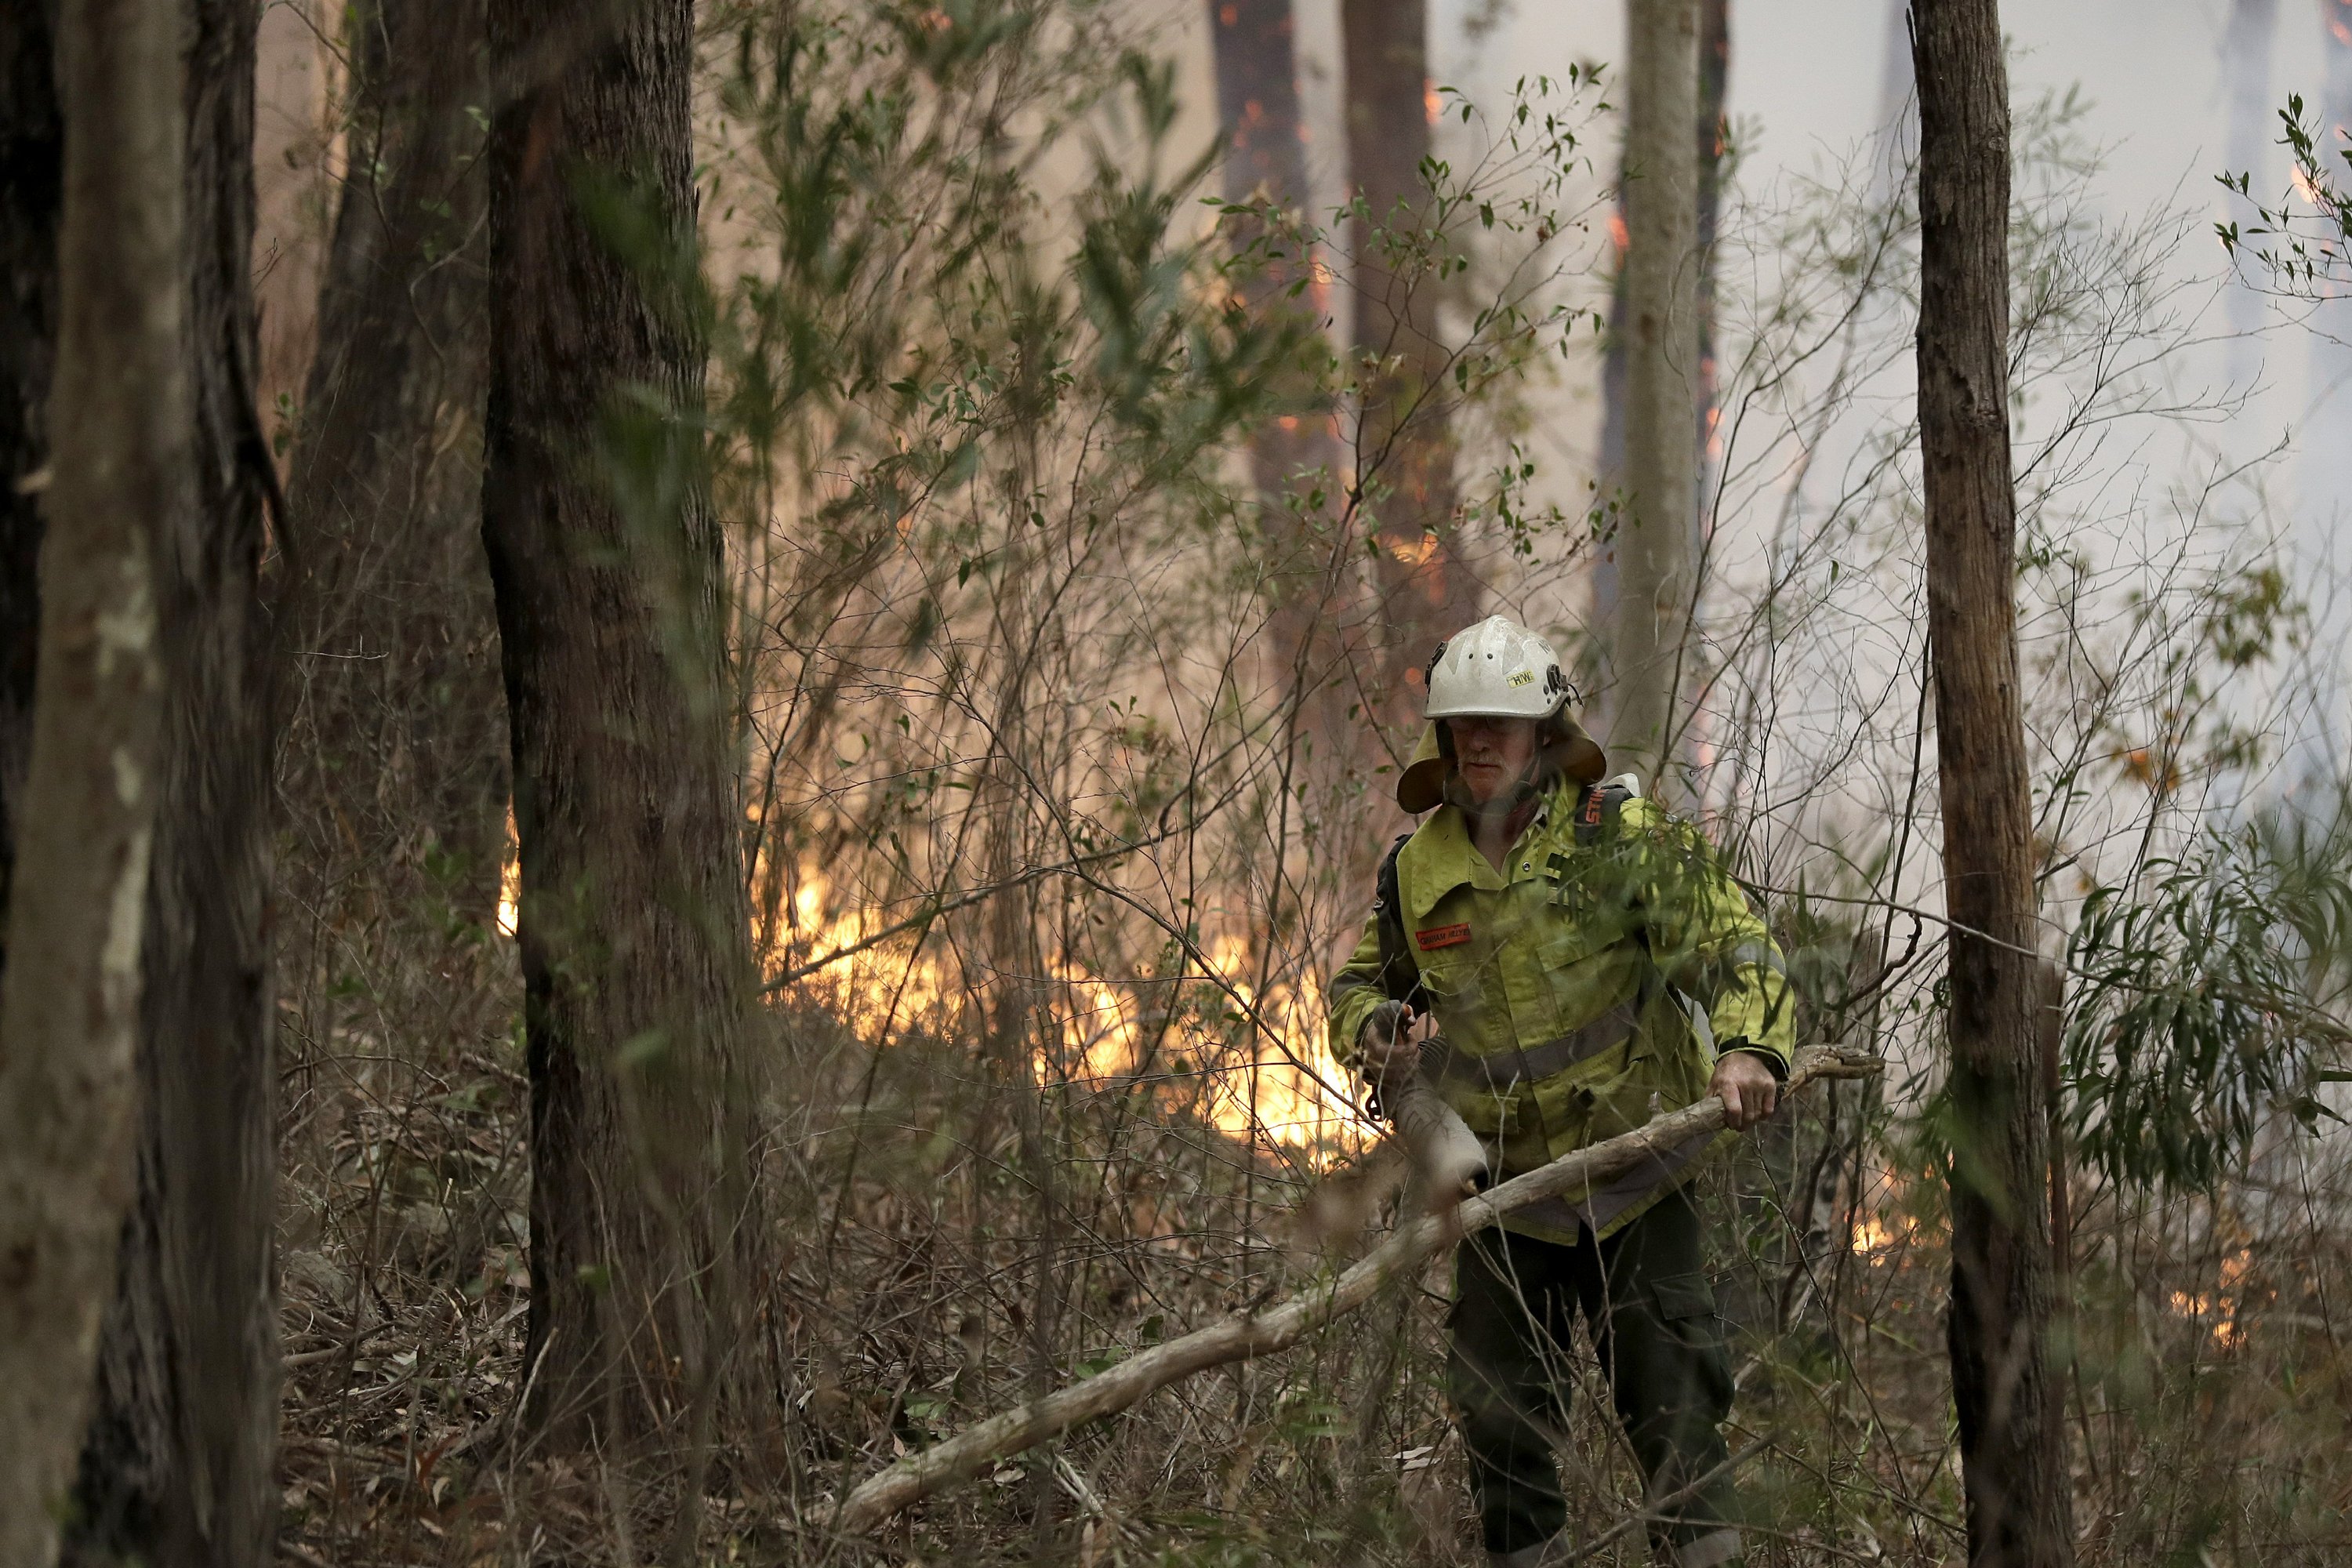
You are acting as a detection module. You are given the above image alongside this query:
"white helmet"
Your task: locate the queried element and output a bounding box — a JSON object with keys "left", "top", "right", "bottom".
{"left": 1397, "top": 615, "right": 1606, "bottom": 811}
{"left": 1424, "top": 615, "right": 1572, "bottom": 720}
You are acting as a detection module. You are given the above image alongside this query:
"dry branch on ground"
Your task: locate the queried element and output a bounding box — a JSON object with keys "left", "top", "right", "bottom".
{"left": 833, "top": 1043, "right": 1884, "bottom": 1533}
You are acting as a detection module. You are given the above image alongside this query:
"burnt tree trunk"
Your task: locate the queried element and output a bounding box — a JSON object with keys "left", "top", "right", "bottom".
{"left": 0, "top": 0, "right": 179, "bottom": 1555}
{"left": 66, "top": 0, "right": 283, "bottom": 1562}
{"left": 1912, "top": 2, "right": 2074, "bottom": 1564}
{"left": 282, "top": 0, "right": 503, "bottom": 938}
{"left": 485, "top": 0, "right": 760, "bottom": 1466}
{"left": 1341, "top": 0, "right": 1474, "bottom": 708}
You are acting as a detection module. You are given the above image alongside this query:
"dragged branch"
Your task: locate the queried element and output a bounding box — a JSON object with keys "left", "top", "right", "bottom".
{"left": 829, "top": 1044, "right": 1884, "bottom": 1533}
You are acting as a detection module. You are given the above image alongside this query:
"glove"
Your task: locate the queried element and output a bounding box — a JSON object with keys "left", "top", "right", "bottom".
{"left": 1356, "top": 999, "right": 1423, "bottom": 1090}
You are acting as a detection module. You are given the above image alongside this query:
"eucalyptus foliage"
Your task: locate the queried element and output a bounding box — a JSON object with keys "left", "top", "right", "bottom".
{"left": 2063, "top": 806, "right": 2352, "bottom": 1192}
{"left": 2216, "top": 91, "right": 2352, "bottom": 297}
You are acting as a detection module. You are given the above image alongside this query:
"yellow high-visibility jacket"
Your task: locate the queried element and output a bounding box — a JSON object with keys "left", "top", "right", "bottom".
{"left": 1328, "top": 775, "right": 1794, "bottom": 1243}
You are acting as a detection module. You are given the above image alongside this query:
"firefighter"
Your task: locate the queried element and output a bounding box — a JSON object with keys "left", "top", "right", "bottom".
{"left": 1328, "top": 615, "right": 1793, "bottom": 1568}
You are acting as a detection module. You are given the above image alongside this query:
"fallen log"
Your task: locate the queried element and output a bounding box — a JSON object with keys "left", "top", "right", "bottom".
{"left": 831, "top": 1044, "right": 1882, "bottom": 1533}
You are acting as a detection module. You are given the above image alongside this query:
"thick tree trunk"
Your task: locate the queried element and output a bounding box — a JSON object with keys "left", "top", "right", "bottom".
{"left": 1912, "top": 4, "right": 2074, "bottom": 1564}
{"left": 0, "top": 2, "right": 62, "bottom": 980}
{"left": 485, "top": 0, "right": 760, "bottom": 1464}
{"left": 1606, "top": 0, "right": 1701, "bottom": 786}
{"left": 282, "top": 0, "right": 503, "bottom": 932}
{"left": 66, "top": 1, "right": 284, "bottom": 1562}
{"left": 0, "top": 0, "right": 180, "bottom": 1556}
{"left": 1341, "top": 0, "right": 1474, "bottom": 706}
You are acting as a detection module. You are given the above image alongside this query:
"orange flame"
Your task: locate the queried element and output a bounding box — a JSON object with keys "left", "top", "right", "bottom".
{"left": 495, "top": 808, "right": 520, "bottom": 938}
{"left": 767, "top": 869, "right": 1366, "bottom": 1162}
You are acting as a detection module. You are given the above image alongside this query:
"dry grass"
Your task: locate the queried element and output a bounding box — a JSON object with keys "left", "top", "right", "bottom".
{"left": 264, "top": 931, "right": 2352, "bottom": 1568}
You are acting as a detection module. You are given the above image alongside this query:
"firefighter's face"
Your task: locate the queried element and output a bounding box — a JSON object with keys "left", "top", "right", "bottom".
{"left": 1450, "top": 716, "right": 1540, "bottom": 806}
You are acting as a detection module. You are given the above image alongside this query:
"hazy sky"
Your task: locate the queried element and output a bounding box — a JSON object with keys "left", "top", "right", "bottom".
{"left": 1418, "top": 0, "right": 2352, "bottom": 513}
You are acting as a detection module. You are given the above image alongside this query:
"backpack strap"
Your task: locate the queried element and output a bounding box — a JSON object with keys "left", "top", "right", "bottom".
{"left": 1370, "top": 833, "right": 1425, "bottom": 1007}
{"left": 1573, "top": 779, "right": 1635, "bottom": 846}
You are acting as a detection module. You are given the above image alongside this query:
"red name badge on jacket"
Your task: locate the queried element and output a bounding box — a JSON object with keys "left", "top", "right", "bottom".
{"left": 1417, "top": 923, "right": 1471, "bottom": 951}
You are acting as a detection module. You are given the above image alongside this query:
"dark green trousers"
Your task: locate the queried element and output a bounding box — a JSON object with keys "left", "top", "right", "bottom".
{"left": 1447, "top": 1189, "right": 1741, "bottom": 1566}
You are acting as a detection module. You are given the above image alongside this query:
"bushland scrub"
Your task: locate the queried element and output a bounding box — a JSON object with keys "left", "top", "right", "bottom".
{"left": 267, "top": 5, "right": 2352, "bottom": 1564}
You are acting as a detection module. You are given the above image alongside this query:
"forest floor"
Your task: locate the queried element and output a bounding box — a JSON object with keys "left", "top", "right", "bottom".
{"left": 270, "top": 953, "right": 2352, "bottom": 1566}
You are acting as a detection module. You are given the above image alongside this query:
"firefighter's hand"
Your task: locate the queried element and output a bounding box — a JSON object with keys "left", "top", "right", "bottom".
{"left": 1357, "top": 1001, "right": 1437, "bottom": 1088}
{"left": 1711, "top": 1051, "right": 1780, "bottom": 1131}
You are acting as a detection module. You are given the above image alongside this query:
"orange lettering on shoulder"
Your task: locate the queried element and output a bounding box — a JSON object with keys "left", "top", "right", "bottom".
{"left": 1416, "top": 923, "right": 1472, "bottom": 950}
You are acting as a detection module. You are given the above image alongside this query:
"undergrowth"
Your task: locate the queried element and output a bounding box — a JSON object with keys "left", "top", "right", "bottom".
{"left": 271, "top": 946, "right": 2352, "bottom": 1564}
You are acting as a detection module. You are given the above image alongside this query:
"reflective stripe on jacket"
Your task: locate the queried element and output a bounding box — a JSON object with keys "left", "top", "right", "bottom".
{"left": 1329, "top": 777, "right": 1794, "bottom": 1244}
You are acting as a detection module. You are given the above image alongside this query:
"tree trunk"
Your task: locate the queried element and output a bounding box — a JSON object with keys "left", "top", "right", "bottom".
{"left": 1691, "top": 0, "right": 1728, "bottom": 556}
{"left": 0, "top": 1, "right": 61, "bottom": 981}
{"left": 282, "top": 0, "right": 503, "bottom": 935}
{"left": 1605, "top": 0, "right": 1700, "bottom": 786}
{"left": 1912, "top": 3, "right": 2074, "bottom": 1563}
{"left": 1208, "top": 0, "right": 1351, "bottom": 726}
{"left": 1591, "top": 0, "right": 1725, "bottom": 712}
{"left": 1341, "top": 0, "right": 1473, "bottom": 707}
{"left": 1210, "top": 0, "right": 1321, "bottom": 456}
{"left": 485, "top": 0, "right": 760, "bottom": 1468}
{"left": 66, "top": 0, "right": 284, "bottom": 1561}
{"left": 0, "top": 0, "right": 180, "bottom": 1555}
{"left": 1685, "top": 0, "right": 1730, "bottom": 794}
